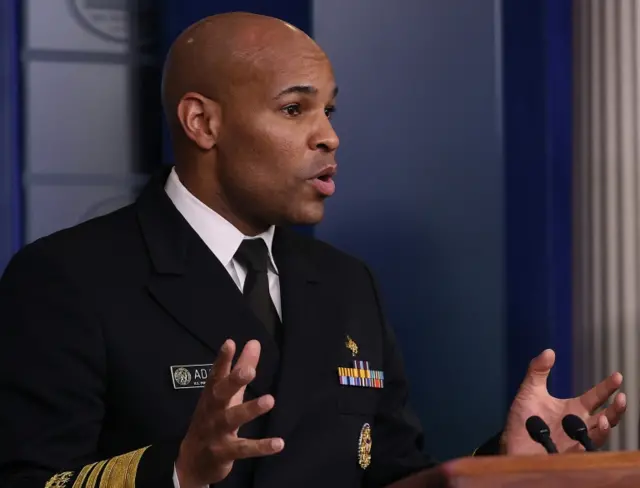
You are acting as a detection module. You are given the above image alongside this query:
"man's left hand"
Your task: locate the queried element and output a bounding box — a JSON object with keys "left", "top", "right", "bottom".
{"left": 502, "top": 349, "right": 627, "bottom": 454}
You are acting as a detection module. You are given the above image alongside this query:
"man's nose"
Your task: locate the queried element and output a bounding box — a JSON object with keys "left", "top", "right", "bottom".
{"left": 310, "top": 119, "right": 340, "bottom": 152}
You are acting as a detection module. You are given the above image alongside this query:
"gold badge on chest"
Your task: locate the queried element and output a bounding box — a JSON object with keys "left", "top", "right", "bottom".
{"left": 358, "top": 423, "right": 372, "bottom": 469}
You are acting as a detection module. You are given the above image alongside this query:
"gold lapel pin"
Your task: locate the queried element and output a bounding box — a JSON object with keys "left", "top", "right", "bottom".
{"left": 345, "top": 335, "right": 359, "bottom": 357}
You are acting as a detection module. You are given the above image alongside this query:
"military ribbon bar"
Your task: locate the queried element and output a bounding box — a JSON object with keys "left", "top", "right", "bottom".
{"left": 337, "top": 360, "right": 384, "bottom": 388}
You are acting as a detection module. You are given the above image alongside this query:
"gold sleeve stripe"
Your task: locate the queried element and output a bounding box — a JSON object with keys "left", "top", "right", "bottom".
{"left": 125, "top": 447, "right": 149, "bottom": 488}
{"left": 99, "top": 449, "right": 138, "bottom": 487}
{"left": 471, "top": 447, "right": 479, "bottom": 456}
{"left": 98, "top": 455, "right": 118, "bottom": 488}
{"left": 44, "top": 446, "right": 150, "bottom": 488}
{"left": 72, "top": 462, "right": 98, "bottom": 488}
{"left": 85, "top": 459, "right": 108, "bottom": 488}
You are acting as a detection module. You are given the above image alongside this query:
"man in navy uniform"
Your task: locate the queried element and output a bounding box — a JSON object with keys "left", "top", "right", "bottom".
{"left": 0, "top": 12, "right": 627, "bottom": 488}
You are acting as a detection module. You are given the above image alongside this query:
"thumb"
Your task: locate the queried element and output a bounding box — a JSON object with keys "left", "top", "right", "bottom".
{"left": 521, "top": 349, "right": 555, "bottom": 390}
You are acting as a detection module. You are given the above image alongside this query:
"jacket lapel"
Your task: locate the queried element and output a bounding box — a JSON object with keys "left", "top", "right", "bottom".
{"left": 136, "top": 170, "right": 279, "bottom": 398}
{"left": 263, "top": 228, "right": 343, "bottom": 441}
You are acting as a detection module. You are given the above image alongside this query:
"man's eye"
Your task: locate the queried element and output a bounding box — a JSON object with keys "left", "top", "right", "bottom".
{"left": 282, "top": 104, "right": 301, "bottom": 116}
{"left": 325, "top": 106, "right": 336, "bottom": 119}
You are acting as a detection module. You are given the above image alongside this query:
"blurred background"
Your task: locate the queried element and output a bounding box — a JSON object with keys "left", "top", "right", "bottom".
{"left": 0, "top": 0, "right": 638, "bottom": 461}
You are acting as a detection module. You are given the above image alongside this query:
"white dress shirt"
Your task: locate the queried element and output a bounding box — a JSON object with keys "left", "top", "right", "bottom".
{"left": 164, "top": 166, "right": 282, "bottom": 488}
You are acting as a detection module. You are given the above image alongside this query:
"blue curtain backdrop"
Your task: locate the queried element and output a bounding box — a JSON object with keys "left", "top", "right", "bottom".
{"left": 0, "top": 0, "right": 22, "bottom": 274}
{"left": 502, "top": 0, "right": 573, "bottom": 401}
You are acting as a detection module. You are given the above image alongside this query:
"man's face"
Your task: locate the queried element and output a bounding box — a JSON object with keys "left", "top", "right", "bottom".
{"left": 215, "top": 45, "right": 340, "bottom": 228}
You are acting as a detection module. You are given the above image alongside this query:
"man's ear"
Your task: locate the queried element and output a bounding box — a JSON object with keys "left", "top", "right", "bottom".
{"left": 176, "top": 92, "right": 221, "bottom": 150}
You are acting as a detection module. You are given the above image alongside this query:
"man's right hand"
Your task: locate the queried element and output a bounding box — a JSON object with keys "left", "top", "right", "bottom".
{"left": 175, "top": 339, "right": 284, "bottom": 488}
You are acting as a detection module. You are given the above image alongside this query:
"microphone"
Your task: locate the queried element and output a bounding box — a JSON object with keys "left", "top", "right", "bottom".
{"left": 525, "top": 415, "right": 558, "bottom": 453}
{"left": 562, "top": 414, "right": 596, "bottom": 452}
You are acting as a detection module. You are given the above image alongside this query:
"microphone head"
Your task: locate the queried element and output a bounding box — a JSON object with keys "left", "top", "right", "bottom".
{"left": 562, "top": 414, "right": 588, "bottom": 440}
{"left": 526, "top": 415, "right": 551, "bottom": 442}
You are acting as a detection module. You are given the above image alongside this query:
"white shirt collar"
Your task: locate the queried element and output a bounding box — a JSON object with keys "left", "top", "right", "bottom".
{"left": 164, "top": 167, "right": 278, "bottom": 273}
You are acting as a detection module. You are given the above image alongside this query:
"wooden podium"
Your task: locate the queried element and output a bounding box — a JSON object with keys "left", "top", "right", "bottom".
{"left": 386, "top": 451, "right": 640, "bottom": 488}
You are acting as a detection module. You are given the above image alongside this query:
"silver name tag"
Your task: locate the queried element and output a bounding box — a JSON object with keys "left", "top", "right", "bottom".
{"left": 170, "top": 364, "right": 213, "bottom": 389}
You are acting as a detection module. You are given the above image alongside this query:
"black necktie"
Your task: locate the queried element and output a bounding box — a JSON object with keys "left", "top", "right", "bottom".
{"left": 234, "top": 239, "right": 282, "bottom": 345}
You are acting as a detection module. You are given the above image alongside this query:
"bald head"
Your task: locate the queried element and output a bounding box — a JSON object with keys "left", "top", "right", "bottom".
{"left": 161, "top": 12, "right": 323, "bottom": 134}
{"left": 160, "top": 11, "right": 339, "bottom": 236}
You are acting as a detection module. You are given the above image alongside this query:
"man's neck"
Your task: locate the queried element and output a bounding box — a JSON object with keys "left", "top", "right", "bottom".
{"left": 174, "top": 164, "right": 270, "bottom": 237}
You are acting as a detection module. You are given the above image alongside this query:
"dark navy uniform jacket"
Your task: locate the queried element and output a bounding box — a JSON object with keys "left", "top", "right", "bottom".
{"left": 0, "top": 169, "right": 498, "bottom": 488}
